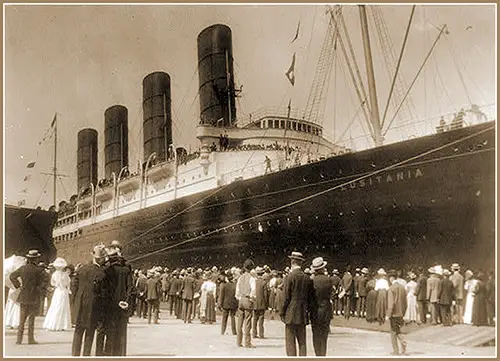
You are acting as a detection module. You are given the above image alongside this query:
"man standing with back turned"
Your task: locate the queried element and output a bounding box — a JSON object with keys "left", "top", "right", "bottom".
{"left": 387, "top": 269, "right": 408, "bottom": 356}
{"left": 280, "top": 251, "right": 316, "bottom": 356}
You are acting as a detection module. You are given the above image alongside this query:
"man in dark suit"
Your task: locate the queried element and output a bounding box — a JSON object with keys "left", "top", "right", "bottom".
{"left": 181, "top": 267, "right": 196, "bottom": 323}
{"left": 310, "top": 257, "right": 333, "bottom": 356}
{"left": 387, "top": 269, "right": 408, "bottom": 356}
{"left": 330, "top": 269, "right": 341, "bottom": 316}
{"left": 449, "top": 263, "right": 464, "bottom": 324}
{"left": 218, "top": 271, "right": 238, "bottom": 335}
{"left": 438, "top": 269, "right": 454, "bottom": 326}
{"left": 146, "top": 270, "right": 161, "bottom": 324}
{"left": 136, "top": 270, "right": 148, "bottom": 319}
{"left": 71, "top": 245, "right": 108, "bottom": 356}
{"left": 341, "top": 266, "right": 353, "bottom": 319}
{"left": 102, "top": 245, "right": 133, "bottom": 356}
{"left": 427, "top": 267, "right": 442, "bottom": 325}
{"left": 356, "top": 267, "right": 369, "bottom": 318}
{"left": 280, "top": 251, "right": 316, "bottom": 356}
{"left": 252, "top": 266, "right": 268, "bottom": 339}
{"left": 9, "top": 249, "right": 45, "bottom": 345}
{"left": 414, "top": 267, "right": 428, "bottom": 324}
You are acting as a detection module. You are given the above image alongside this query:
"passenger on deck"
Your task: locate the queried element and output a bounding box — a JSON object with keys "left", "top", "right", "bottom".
{"left": 436, "top": 117, "right": 447, "bottom": 133}
{"left": 264, "top": 156, "right": 272, "bottom": 174}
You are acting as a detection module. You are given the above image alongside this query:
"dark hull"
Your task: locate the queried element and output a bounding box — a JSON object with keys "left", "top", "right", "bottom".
{"left": 5, "top": 205, "right": 58, "bottom": 262}
{"left": 56, "top": 121, "right": 496, "bottom": 271}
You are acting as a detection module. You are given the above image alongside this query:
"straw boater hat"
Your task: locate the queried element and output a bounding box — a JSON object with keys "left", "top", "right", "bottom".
{"left": 377, "top": 268, "right": 387, "bottom": 276}
{"left": 26, "top": 249, "right": 41, "bottom": 258}
{"left": 451, "top": 263, "right": 460, "bottom": 271}
{"left": 52, "top": 257, "right": 67, "bottom": 269}
{"left": 288, "top": 251, "right": 305, "bottom": 261}
{"left": 255, "top": 266, "right": 264, "bottom": 275}
{"left": 428, "top": 266, "right": 435, "bottom": 274}
{"left": 332, "top": 269, "right": 339, "bottom": 275}
{"left": 434, "top": 265, "right": 443, "bottom": 276}
{"left": 92, "top": 245, "right": 107, "bottom": 259}
{"left": 311, "top": 257, "right": 327, "bottom": 271}
{"left": 361, "top": 267, "right": 369, "bottom": 275}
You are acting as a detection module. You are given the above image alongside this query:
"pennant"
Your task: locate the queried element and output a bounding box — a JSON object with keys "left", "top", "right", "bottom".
{"left": 285, "top": 53, "right": 296, "bottom": 86}
{"left": 50, "top": 113, "right": 57, "bottom": 128}
{"left": 26, "top": 161, "right": 36, "bottom": 168}
{"left": 23, "top": 175, "right": 31, "bottom": 182}
{"left": 291, "top": 21, "right": 300, "bottom": 43}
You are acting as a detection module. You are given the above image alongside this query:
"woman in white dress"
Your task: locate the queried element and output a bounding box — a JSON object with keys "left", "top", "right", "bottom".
{"left": 4, "top": 255, "right": 27, "bottom": 328}
{"left": 404, "top": 272, "right": 418, "bottom": 323}
{"left": 43, "top": 257, "right": 71, "bottom": 331}
{"left": 463, "top": 270, "right": 477, "bottom": 325}
{"left": 200, "top": 271, "right": 217, "bottom": 324}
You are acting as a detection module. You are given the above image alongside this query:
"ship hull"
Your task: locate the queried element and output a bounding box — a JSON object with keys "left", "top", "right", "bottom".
{"left": 55, "top": 121, "right": 495, "bottom": 270}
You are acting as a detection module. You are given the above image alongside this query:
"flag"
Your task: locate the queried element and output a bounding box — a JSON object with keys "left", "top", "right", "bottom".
{"left": 291, "top": 21, "right": 300, "bottom": 43}
{"left": 50, "top": 113, "right": 57, "bottom": 128}
{"left": 285, "top": 53, "right": 296, "bottom": 86}
{"left": 26, "top": 161, "right": 36, "bottom": 168}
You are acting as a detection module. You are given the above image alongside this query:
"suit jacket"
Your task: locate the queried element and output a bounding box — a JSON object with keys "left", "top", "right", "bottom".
{"left": 439, "top": 278, "right": 454, "bottom": 305}
{"left": 146, "top": 277, "right": 161, "bottom": 300}
{"left": 355, "top": 275, "right": 368, "bottom": 297}
{"left": 161, "top": 273, "right": 170, "bottom": 293}
{"left": 218, "top": 281, "right": 238, "bottom": 310}
{"left": 136, "top": 275, "right": 148, "bottom": 297}
{"left": 10, "top": 262, "right": 45, "bottom": 305}
{"left": 254, "top": 277, "right": 269, "bottom": 311}
{"left": 331, "top": 275, "right": 341, "bottom": 296}
{"left": 449, "top": 272, "right": 464, "bottom": 300}
{"left": 427, "top": 275, "right": 442, "bottom": 303}
{"left": 104, "top": 257, "right": 133, "bottom": 321}
{"left": 311, "top": 274, "right": 333, "bottom": 325}
{"left": 341, "top": 272, "right": 353, "bottom": 296}
{"left": 72, "top": 262, "right": 107, "bottom": 329}
{"left": 415, "top": 275, "right": 428, "bottom": 301}
{"left": 280, "top": 267, "right": 316, "bottom": 325}
{"left": 387, "top": 281, "right": 407, "bottom": 318}
{"left": 181, "top": 275, "right": 196, "bottom": 300}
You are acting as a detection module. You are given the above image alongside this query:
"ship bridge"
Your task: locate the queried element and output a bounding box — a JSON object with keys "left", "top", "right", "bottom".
{"left": 196, "top": 107, "right": 347, "bottom": 157}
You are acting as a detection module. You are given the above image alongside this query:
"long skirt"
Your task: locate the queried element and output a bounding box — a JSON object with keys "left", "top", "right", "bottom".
{"left": 463, "top": 293, "right": 474, "bottom": 324}
{"left": 375, "top": 289, "right": 387, "bottom": 325}
{"left": 204, "top": 293, "right": 216, "bottom": 323}
{"left": 5, "top": 288, "right": 21, "bottom": 328}
{"left": 365, "top": 290, "right": 377, "bottom": 323}
{"left": 43, "top": 287, "right": 71, "bottom": 331}
{"left": 404, "top": 293, "right": 418, "bottom": 322}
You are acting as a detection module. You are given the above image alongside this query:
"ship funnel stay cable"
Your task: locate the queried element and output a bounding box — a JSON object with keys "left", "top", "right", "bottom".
{"left": 127, "top": 123, "right": 494, "bottom": 264}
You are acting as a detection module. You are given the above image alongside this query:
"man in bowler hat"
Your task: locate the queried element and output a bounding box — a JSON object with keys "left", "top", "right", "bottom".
{"left": 310, "top": 257, "right": 333, "bottom": 356}
{"left": 280, "top": 251, "right": 316, "bottom": 356}
{"left": 9, "top": 249, "right": 45, "bottom": 345}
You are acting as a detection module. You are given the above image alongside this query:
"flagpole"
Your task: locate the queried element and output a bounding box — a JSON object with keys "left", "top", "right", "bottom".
{"left": 53, "top": 113, "right": 57, "bottom": 207}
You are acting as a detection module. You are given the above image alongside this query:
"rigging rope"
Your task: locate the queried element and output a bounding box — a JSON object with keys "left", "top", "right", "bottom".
{"left": 128, "top": 122, "right": 494, "bottom": 263}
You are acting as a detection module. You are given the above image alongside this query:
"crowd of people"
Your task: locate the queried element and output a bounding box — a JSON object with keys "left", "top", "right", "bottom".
{"left": 5, "top": 245, "right": 496, "bottom": 357}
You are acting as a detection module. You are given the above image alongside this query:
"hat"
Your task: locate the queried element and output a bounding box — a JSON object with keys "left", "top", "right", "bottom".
{"left": 311, "top": 257, "right": 327, "bottom": 271}
{"left": 271, "top": 270, "right": 278, "bottom": 276}
{"left": 408, "top": 272, "right": 417, "bottom": 279}
{"left": 243, "top": 259, "right": 255, "bottom": 271}
{"left": 288, "top": 251, "right": 305, "bottom": 261}
{"left": 211, "top": 266, "right": 218, "bottom": 272}
{"left": 255, "top": 266, "right": 264, "bottom": 274}
{"left": 304, "top": 267, "right": 311, "bottom": 274}
{"left": 26, "top": 249, "right": 41, "bottom": 258}
{"left": 377, "top": 268, "right": 387, "bottom": 276}
{"left": 434, "top": 265, "right": 443, "bottom": 276}
{"left": 361, "top": 267, "right": 369, "bottom": 274}
{"left": 92, "top": 245, "right": 107, "bottom": 259}
{"left": 110, "top": 240, "right": 122, "bottom": 249}
{"left": 451, "top": 263, "right": 460, "bottom": 271}
{"left": 106, "top": 247, "right": 120, "bottom": 257}
{"left": 355, "top": 267, "right": 361, "bottom": 272}
{"left": 164, "top": 267, "right": 169, "bottom": 272}
{"left": 428, "top": 266, "right": 435, "bottom": 274}
{"left": 332, "top": 269, "right": 339, "bottom": 274}
{"left": 187, "top": 267, "right": 193, "bottom": 274}
{"left": 443, "top": 269, "right": 451, "bottom": 276}
{"left": 180, "top": 269, "right": 187, "bottom": 275}
{"left": 52, "top": 257, "right": 67, "bottom": 269}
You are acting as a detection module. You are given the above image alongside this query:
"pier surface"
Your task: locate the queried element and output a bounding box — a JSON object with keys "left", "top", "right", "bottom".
{"left": 5, "top": 306, "right": 495, "bottom": 357}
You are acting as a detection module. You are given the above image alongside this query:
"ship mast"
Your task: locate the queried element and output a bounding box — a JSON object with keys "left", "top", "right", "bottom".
{"left": 225, "top": 50, "right": 232, "bottom": 127}
{"left": 53, "top": 113, "right": 57, "bottom": 206}
{"left": 359, "top": 5, "right": 384, "bottom": 147}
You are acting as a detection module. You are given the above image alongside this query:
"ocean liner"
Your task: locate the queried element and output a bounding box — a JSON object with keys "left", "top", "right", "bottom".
{"left": 52, "top": 6, "right": 496, "bottom": 270}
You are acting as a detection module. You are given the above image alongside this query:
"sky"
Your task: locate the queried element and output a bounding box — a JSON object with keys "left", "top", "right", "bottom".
{"left": 4, "top": 4, "right": 496, "bottom": 209}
